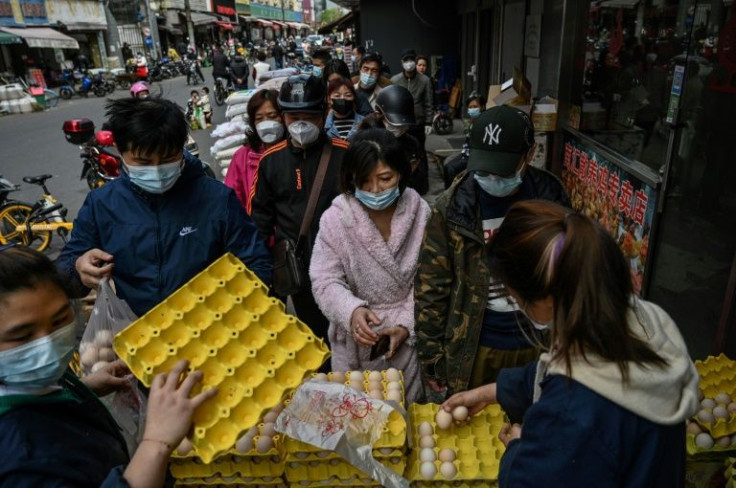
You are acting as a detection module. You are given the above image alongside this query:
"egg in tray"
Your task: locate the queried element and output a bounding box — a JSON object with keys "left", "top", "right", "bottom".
{"left": 406, "top": 403, "right": 506, "bottom": 486}
{"left": 687, "top": 354, "right": 736, "bottom": 454}
{"left": 113, "top": 253, "right": 331, "bottom": 464}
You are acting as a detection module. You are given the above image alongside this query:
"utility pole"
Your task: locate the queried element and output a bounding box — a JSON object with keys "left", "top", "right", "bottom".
{"left": 145, "top": 0, "right": 161, "bottom": 60}
{"left": 185, "top": 0, "right": 196, "bottom": 49}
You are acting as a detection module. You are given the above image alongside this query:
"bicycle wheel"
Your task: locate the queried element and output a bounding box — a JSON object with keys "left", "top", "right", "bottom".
{"left": 0, "top": 203, "right": 52, "bottom": 252}
{"left": 214, "top": 84, "right": 225, "bottom": 106}
{"left": 44, "top": 89, "right": 59, "bottom": 108}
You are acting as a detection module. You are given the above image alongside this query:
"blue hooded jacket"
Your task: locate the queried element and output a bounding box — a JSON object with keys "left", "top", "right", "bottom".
{"left": 57, "top": 153, "right": 271, "bottom": 317}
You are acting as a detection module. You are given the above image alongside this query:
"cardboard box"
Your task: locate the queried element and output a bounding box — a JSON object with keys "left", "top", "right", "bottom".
{"left": 532, "top": 96, "right": 558, "bottom": 132}
{"left": 487, "top": 67, "right": 531, "bottom": 109}
{"left": 529, "top": 132, "right": 549, "bottom": 169}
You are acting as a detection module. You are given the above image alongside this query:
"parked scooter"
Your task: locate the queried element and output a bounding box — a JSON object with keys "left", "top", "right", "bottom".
{"left": 59, "top": 70, "right": 106, "bottom": 99}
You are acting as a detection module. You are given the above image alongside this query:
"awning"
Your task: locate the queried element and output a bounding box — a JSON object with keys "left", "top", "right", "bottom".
{"left": 254, "top": 18, "right": 273, "bottom": 27}
{"left": 160, "top": 23, "right": 183, "bottom": 35}
{"left": 318, "top": 11, "right": 354, "bottom": 34}
{"left": 285, "top": 22, "right": 301, "bottom": 29}
{"left": 0, "top": 27, "right": 79, "bottom": 49}
{"left": 0, "top": 31, "right": 22, "bottom": 45}
{"left": 215, "top": 21, "right": 234, "bottom": 30}
{"left": 270, "top": 20, "right": 287, "bottom": 29}
{"left": 188, "top": 11, "right": 219, "bottom": 26}
{"left": 64, "top": 22, "right": 107, "bottom": 31}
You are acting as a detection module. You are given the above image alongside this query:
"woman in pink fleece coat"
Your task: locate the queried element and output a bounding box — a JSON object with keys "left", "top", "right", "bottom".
{"left": 310, "top": 129, "right": 430, "bottom": 402}
{"left": 224, "top": 89, "right": 284, "bottom": 214}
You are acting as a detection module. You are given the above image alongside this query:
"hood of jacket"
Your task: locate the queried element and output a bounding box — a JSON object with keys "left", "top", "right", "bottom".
{"left": 539, "top": 298, "right": 700, "bottom": 425}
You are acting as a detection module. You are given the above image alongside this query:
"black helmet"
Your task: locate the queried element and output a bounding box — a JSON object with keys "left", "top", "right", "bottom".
{"left": 278, "top": 74, "right": 326, "bottom": 113}
{"left": 375, "top": 85, "right": 415, "bottom": 126}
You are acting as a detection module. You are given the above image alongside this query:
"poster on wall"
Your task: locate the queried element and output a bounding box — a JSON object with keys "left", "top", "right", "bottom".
{"left": 561, "top": 129, "right": 662, "bottom": 295}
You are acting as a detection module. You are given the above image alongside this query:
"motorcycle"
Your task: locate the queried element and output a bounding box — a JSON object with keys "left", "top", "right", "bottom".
{"left": 63, "top": 118, "right": 211, "bottom": 191}
{"left": 214, "top": 75, "right": 233, "bottom": 106}
{"left": 185, "top": 59, "right": 201, "bottom": 86}
{"left": 59, "top": 70, "right": 106, "bottom": 99}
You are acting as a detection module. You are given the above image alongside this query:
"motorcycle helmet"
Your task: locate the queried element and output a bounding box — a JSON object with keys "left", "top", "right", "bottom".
{"left": 278, "top": 74, "right": 326, "bottom": 113}
{"left": 375, "top": 85, "right": 416, "bottom": 126}
{"left": 130, "top": 81, "right": 150, "bottom": 99}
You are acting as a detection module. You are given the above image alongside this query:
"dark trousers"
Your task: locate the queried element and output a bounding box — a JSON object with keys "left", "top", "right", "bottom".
{"left": 407, "top": 124, "right": 429, "bottom": 194}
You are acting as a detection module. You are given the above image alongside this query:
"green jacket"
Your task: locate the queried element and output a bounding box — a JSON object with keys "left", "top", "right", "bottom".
{"left": 414, "top": 168, "right": 570, "bottom": 395}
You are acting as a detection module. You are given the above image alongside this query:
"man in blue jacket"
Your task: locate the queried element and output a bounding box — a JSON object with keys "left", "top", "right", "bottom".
{"left": 57, "top": 97, "right": 271, "bottom": 317}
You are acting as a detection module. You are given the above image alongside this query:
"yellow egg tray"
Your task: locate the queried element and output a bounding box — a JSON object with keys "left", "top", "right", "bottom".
{"left": 174, "top": 475, "right": 285, "bottom": 487}
{"left": 113, "top": 253, "right": 330, "bottom": 463}
{"left": 286, "top": 478, "right": 379, "bottom": 487}
{"left": 284, "top": 455, "right": 406, "bottom": 484}
{"left": 407, "top": 404, "right": 506, "bottom": 483}
{"left": 694, "top": 355, "right": 736, "bottom": 438}
{"left": 686, "top": 434, "right": 736, "bottom": 456}
{"left": 170, "top": 440, "right": 285, "bottom": 479}
{"left": 726, "top": 457, "right": 735, "bottom": 488}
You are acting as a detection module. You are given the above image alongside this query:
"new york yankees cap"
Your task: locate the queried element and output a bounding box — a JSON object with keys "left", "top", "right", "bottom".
{"left": 467, "top": 105, "right": 535, "bottom": 177}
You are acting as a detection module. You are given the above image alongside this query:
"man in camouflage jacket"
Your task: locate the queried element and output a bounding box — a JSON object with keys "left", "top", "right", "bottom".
{"left": 415, "top": 106, "right": 570, "bottom": 397}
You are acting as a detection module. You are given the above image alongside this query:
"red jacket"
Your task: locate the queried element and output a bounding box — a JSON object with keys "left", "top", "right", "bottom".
{"left": 224, "top": 143, "right": 266, "bottom": 214}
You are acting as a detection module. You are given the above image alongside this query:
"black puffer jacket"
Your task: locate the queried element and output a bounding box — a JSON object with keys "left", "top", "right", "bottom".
{"left": 229, "top": 57, "right": 249, "bottom": 83}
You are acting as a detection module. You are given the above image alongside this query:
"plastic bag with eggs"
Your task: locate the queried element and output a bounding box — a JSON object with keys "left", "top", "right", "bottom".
{"left": 79, "top": 278, "right": 138, "bottom": 375}
{"left": 275, "top": 380, "right": 409, "bottom": 488}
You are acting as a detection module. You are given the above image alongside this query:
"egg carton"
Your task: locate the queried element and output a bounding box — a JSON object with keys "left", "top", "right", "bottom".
{"left": 726, "top": 457, "right": 736, "bottom": 488}
{"left": 285, "top": 448, "right": 404, "bottom": 463}
{"left": 693, "top": 355, "right": 736, "bottom": 437}
{"left": 170, "top": 442, "right": 285, "bottom": 479}
{"left": 695, "top": 355, "right": 736, "bottom": 381}
{"left": 286, "top": 477, "right": 380, "bottom": 487}
{"left": 114, "top": 253, "right": 330, "bottom": 463}
{"left": 407, "top": 404, "right": 506, "bottom": 483}
{"left": 686, "top": 434, "right": 736, "bottom": 456}
{"left": 284, "top": 455, "right": 406, "bottom": 484}
{"left": 174, "top": 475, "right": 285, "bottom": 487}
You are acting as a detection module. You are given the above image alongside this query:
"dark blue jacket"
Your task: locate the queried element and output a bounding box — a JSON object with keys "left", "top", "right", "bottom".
{"left": 57, "top": 154, "right": 272, "bottom": 317}
{"left": 496, "top": 362, "right": 686, "bottom": 488}
{"left": 0, "top": 372, "right": 131, "bottom": 487}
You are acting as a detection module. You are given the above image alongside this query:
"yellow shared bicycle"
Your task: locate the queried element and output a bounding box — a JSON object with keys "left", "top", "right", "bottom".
{"left": 0, "top": 174, "right": 73, "bottom": 252}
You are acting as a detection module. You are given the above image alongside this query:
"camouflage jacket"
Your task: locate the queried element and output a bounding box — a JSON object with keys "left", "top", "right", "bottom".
{"left": 414, "top": 167, "right": 570, "bottom": 395}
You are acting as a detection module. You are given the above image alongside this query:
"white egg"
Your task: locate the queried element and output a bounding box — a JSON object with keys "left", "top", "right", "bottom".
{"left": 697, "top": 409, "right": 715, "bottom": 423}
{"left": 386, "top": 389, "right": 402, "bottom": 403}
{"left": 419, "top": 435, "right": 435, "bottom": 449}
{"left": 98, "top": 347, "right": 116, "bottom": 362}
{"left": 368, "top": 371, "right": 382, "bottom": 382}
{"left": 260, "top": 422, "right": 276, "bottom": 437}
{"left": 385, "top": 368, "right": 400, "bottom": 382}
{"left": 272, "top": 402, "right": 285, "bottom": 414}
{"left": 695, "top": 432, "right": 714, "bottom": 449}
{"left": 256, "top": 435, "right": 273, "bottom": 453}
{"left": 94, "top": 329, "right": 114, "bottom": 347}
{"left": 263, "top": 411, "right": 279, "bottom": 423}
{"left": 713, "top": 406, "right": 729, "bottom": 419}
{"left": 728, "top": 402, "right": 736, "bottom": 414}
{"left": 419, "top": 461, "right": 436, "bottom": 479}
{"left": 452, "top": 406, "right": 469, "bottom": 422}
{"left": 80, "top": 347, "right": 99, "bottom": 368}
{"left": 387, "top": 381, "right": 402, "bottom": 392}
{"left": 235, "top": 434, "right": 254, "bottom": 453}
{"left": 176, "top": 437, "right": 193, "bottom": 455}
{"left": 438, "top": 448, "right": 456, "bottom": 463}
{"left": 369, "top": 389, "right": 384, "bottom": 400}
{"left": 715, "top": 393, "right": 731, "bottom": 404}
{"left": 367, "top": 380, "right": 383, "bottom": 391}
{"left": 419, "top": 447, "right": 436, "bottom": 463}
{"left": 435, "top": 409, "right": 453, "bottom": 430}
{"left": 379, "top": 448, "right": 393, "bottom": 455}
{"left": 686, "top": 422, "right": 702, "bottom": 435}
{"left": 349, "top": 370, "right": 364, "bottom": 381}
{"left": 348, "top": 379, "right": 365, "bottom": 391}
{"left": 91, "top": 361, "right": 109, "bottom": 373}
{"left": 246, "top": 425, "right": 259, "bottom": 437}
{"left": 313, "top": 373, "right": 328, "bottom": 382}
{"left": 701, "top": 398, "right": 717, "bottom": 410}
{"left": 418, "top": 421, "right": 434, "bottom": 437}
{"left": 330, "top": 371, "right": 346, "bottom": 383}
{"left": 716, "top": 436, "right": 731, "bottom": 448}
{"left": 440, "top": 461, "right": 457, "bottom": 479}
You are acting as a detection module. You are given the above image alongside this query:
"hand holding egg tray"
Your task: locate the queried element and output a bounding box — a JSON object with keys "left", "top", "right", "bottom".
{"left": 113, "top": 253, "right": 331, "bottom": 464}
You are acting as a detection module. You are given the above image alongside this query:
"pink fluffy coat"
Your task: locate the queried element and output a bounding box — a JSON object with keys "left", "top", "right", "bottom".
{"left": 309, "top": 189, "right": 430, "bottom": 402}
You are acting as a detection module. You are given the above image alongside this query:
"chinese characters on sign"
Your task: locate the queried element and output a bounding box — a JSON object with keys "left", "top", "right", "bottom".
{"left": 562, "top": 132, "right": 658, "bottom": 294}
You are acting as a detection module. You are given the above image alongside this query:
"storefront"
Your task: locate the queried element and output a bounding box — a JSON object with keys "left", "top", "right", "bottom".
{"left": 46, "top": 0, "right": 108, "bottom": 68}
{"left": 551, "top": 0, "right": 736, "bottom": 358}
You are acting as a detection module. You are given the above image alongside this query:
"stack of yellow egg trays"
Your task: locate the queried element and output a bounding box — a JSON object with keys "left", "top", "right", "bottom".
{"left": 282, "top": 370, "right": 408, "bottom": 487}
{"left": 726, "top": 457, "right": 736, "bottom": 488}
{"left": 406, "top": 404, "right": 505, "bottom": 487}
{"left": 113, "top": 253, "right": 331, "bottom": 486}
{"left": 688, "top": 354, "right": 736, "bottom": 455}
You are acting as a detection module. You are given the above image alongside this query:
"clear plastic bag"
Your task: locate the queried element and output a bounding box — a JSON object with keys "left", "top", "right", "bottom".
{"left": 276, "top": 381, "right": 409, "bottom": 488}
{"left": 79, "top": 278, "right": 137, "bottom": 376}
{"left": 99, "top": 375, "right": 147, "bottom": 455}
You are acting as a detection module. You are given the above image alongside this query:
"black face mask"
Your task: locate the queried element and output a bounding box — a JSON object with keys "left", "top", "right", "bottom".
{"left": 332, "top": 98, "right": 354, "bottom": 117}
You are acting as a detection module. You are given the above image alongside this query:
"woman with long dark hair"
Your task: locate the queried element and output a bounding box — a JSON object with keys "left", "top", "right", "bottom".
{"left": 224, "top": 89, "right": 284, "bottom": 214}
{"left": 442, "top": 201, "right": 699, "bottom": 487}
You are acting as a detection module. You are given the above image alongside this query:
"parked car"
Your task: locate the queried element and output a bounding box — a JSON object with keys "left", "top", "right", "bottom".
{"left": 307, "top": 34, "right": 324, "bottom": 47}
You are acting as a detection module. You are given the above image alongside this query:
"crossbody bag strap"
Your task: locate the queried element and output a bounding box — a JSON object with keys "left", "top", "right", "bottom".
{"left": 295, "top": 143, "right": 333, "bottom": 251}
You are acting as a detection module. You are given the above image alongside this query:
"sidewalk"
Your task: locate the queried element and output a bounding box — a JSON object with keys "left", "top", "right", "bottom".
{"left": 424, "top": 119, "right": 466, "bottom": 205}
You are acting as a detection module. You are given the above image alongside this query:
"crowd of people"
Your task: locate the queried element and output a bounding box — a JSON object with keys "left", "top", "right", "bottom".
{"left": 0, "top": 39, "right": 701, "bottom": 488}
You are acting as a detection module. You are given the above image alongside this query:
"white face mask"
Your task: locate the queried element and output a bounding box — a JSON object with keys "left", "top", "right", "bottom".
{"left": 521, "top": 304, "right": 553, "bottom": 331}
{"left": 288, "top": 120, "right": 321, "bottom": 146}
{"left": 402, "top": 60, "right": 416, "bottom": 72}
{"left": 255, "top": 120, "right": 284, "bottom": 144}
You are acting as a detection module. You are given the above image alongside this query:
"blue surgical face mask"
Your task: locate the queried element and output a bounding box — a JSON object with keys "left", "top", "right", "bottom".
{"left": 312, "top": 66, "right": 323, "bottom": 78}
{"left": 0, "top": 322, "right": 76, "bottom": 389}
{"left": 354, "top": 185, "right": 400, "bottom": 211}
{"left": 468, "top": 107, "right": 481, "bottom": 118}
{"left": 473, "top": 168, "right": 523, "bottom": 197}
{"left": 360, "top": 72, "right": 377, "bottom": 88}
{"left": 123, "top": 158, "right": 183, "bottom": 194}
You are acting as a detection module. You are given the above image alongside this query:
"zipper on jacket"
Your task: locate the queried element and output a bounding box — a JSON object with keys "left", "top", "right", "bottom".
{"left": 154, "top": 204, "right": 163, "bottom": 302}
